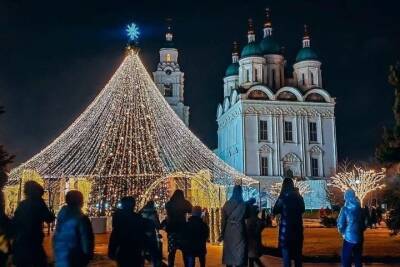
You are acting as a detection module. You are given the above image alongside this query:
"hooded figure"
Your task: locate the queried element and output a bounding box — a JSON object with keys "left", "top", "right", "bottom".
{"left": 53, "top": 190, "right": 94, "bottom": 267}
{"left": 273, "top": 178, "right": 305, "bottom": 267}
{"left": 220, "top": 185, "right": 248, "bottom": 267}
{"left": 337, "top": 189, "right": 366, "bottom": 267}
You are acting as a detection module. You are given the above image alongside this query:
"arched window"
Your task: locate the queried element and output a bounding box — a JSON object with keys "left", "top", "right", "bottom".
{"left": 246, "top": 69, "right": 250, "bottom": 82}
{"left": 255, "top": 68, "right": 258, "bottom": 82}
{"left": 302, "top": 73, "right": 305, "bottom": 86}
{"left": 164, "top": 84, "right": 173, "bottom": 97}
{"left": 272, "top": 69, "right": 276, "bottom": 89}
{"left": 165, "top": 53, "right": 171, "bottom": 62}
{"left": 311, "top": 72, "right": 315, "bottom": 85}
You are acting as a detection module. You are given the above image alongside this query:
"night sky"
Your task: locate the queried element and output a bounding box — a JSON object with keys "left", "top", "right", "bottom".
{"left": 1, "top": 0, "right": 399, "bottom": 165}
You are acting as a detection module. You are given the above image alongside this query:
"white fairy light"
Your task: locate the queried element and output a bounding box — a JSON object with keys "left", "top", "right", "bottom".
{"left": 329, "top": 166, "right": 385, "bottom": 206}
{"left": 265, "top": 180, "right": 311, "bottom": 206}
{"left": 9, "top": 45, "right": 255, "bottom": 215}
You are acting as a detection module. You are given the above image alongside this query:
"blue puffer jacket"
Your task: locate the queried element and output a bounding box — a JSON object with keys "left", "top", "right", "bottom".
{"left": 53, "top": 206, "right": 94, "bottom": 267}
{"left": 337, "top": 189, "right": 366, "bottom": 244}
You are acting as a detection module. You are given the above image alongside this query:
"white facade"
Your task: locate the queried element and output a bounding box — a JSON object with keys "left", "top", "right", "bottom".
{"left": 153, "top": 26, "right": 189, "bottom": 126}
{"left": 216, "top": 12, "right": 336, "bottom": 209}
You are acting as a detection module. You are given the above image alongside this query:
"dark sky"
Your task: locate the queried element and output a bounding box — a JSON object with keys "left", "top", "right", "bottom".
{"left": 0, "top": 0, "right": 399, "bottom": 165}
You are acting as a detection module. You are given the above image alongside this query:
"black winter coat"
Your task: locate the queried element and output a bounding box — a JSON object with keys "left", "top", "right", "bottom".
{"left": 182, "top": 216, "right": 209, "bottom": 256}
{"left": 273, "top": 191, "right": 305, "bottom": 249}
{"left": 165, "top": 199, "right": 192, "bottom": 234}
{"left": 108, "top": 210, "right": 147, "bottom": 267}
{"left": 12, "top": 198, "right": 55, "bottom": 266}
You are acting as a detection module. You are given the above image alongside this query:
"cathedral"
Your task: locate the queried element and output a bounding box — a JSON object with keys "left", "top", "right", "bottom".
{"left": 216, "top": 9, "right": 337, "bottom": 209}
{"left": 153, "top": 23, "right": 190, "bottom": 126}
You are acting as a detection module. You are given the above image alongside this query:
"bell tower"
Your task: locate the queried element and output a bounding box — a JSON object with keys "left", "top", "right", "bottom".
{"left": 153, "top": 19, "right": 190, "bottom": 126}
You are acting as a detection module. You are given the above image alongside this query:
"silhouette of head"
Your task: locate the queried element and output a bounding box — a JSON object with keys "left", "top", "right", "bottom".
{"left": 280, "top": 177, "right": 295, "bottom": 195}
{"left": 143, "top": 200, "right": 155, "bottom": 209}
{"left": 65, "top": 190, "right": 84, "bottom": 208}
{"left": 247, "top": 197, "right": 256, "bottom": 205}
{"left": 24, "top": 180, "right": 44, "bottom": 199}
{"left": 250, "top": 205, "right": 259, "bottom": 217}
{"left": 344, "top": 189, "right": 360, "bottom": 207}
{"left": 192, "top": 206, "right": 202, "bottom": 217}
{"left": 120, "top": 196, "right": 136, "bottom": 211}
{"left": 170, "top": 189, "right": 185, "bottom": 202}
{"left": 230, "top": 185, "right": 244, "bottom": 203}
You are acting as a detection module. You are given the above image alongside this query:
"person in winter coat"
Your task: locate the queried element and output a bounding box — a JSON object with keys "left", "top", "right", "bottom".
{"left": 141, "top": 201, "right": 162, "bottom": 267}
{"left": 363, "top": 205, "right": 371, "bottom": 228}
{"left": 53, "top": 190, "right": 94, "bottom": 267}
{"left": 220, "top": 185, "right": 248, "bottom": 267}
{"left": 370, "top": 207, "right": 378, "bottom": 228}
{"left": 182, "top": 206, "right": 209, "bottom": 267}
{"left": 337, "top": 189, "right": 367, "bottom": 267}
{"left": 273, "top": 178, "right": 305, "bottom": 267}
{"left": 12, "top": 180, "right": 55, "bottom": 267}
{"left": 246, "top": 205, "right": 266, "bottom": 267}
{"left": 108, "top": 196, "right": 147, "bottom": 267}
{"left": 165, "top": 189, "right": 192, "bottom": 267}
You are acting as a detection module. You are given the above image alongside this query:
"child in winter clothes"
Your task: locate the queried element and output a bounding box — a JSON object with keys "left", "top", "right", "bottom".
{"left": 182, "top": 206, "right": 209, "bottom": 267}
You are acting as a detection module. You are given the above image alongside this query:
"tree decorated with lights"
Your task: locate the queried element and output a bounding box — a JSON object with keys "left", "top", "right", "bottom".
{"left": 0, "top": 107, "right": 15, "bottom": 213}
{"left": 265, "top": 180, "right": 311, "bottom": 206}
{"left": 329, "top": 166, "right": 385, "bottom": 206}
{"left": 8, "top": 23, "right": 255, "bottom": 216}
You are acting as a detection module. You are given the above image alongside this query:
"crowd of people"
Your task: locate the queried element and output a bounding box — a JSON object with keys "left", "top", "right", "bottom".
{"left": 0, "top": 178, "right": 371, "bottom": 267}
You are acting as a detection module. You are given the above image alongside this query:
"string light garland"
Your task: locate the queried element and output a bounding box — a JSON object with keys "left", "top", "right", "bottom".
{"left": 265, "top": 180, "right": 311, "bottom": 206}
{"left": 8, "top": 45, "right": 256, "bottom": 215}
{"left": 329, "top": 166, "right": 385, "bottom": 206}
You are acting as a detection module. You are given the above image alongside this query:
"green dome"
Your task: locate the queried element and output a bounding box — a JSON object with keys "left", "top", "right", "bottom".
{"left": 259, "top": 37, "right": 281, "bottom": 55}
{"left": 225, "top": 62, "right": 239, "bottom": 76}
{"left": 241, "top": 42, "right": 262, "bottom": 58}
{"left": 295, "top": 47, "right": 319, "bottom": 62}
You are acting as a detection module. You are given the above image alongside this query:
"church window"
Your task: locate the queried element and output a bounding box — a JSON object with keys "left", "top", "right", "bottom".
{"left": 259, "top": 120, "right": 268, "bottom": 141}
{"left": 309, "top": 122, "right": 318, "bottom": 142}
{"left": 311, "top": 157, "right": 319, "bottom": 176}
{"left": 311, "top": 72, "right": 315, "bottom": 85}
{"left": 255, "top": 68, "right": 258, "bottom": 82}
{"left": 284, "top": 121, "right": 293, "bottom": 142}
{"left": 165, "top": 53, "right": 171, "bottom": 62}
{"left": 272, "top": 69, "right": 276, "bottom": 89}
{"left": 260, "top": 156, "right": 268, "bottom": 176}
{"left": 302, "top": 73, "right": 305, "bottom": 85}
{"left": 164, "top": 84, "right": 173, "bottom": 97}
{"left": 246, "top": 69, "right": 250, "bottom": 82}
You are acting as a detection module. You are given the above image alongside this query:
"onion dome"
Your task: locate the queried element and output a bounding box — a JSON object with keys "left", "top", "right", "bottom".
{"left": 241, "top": 19, "right": 262, "bottom": 58}
{"left": 259, "top": 8, "right": 281, "bottom": 55}
{"left": 225, "top": 41, "right": 240, "bottom": 76}
{"left": 225, "top": 63, "right": 239, "bottom": 76}
{"left": 295, "top": 25, "right": 319, "bottom": 62}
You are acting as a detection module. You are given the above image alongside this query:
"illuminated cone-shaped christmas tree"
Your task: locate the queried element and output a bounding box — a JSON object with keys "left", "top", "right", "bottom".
{"left": 9, "top": 44, "right": 254, "bottom": 215}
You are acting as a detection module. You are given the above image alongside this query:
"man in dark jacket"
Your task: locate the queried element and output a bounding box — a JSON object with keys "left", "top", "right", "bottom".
{"left": 165, "top": 190, "right": 192, "bottom": 267}
{"left": 182, "top": 206, "right": 209, "bottom": 267}
{"left": 108, "top": 196, "right": 147, "bottom": 267}
{"left": 53, "top": 190, "right": 94, "bottom": 267}
{"left": 273, "top": 179, "right": 305, "bottom": 267}
{"left": 12, "top": 180, "right": 55, "bottom": 267}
